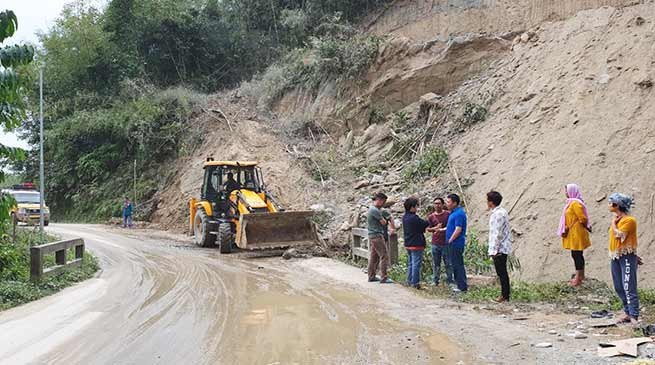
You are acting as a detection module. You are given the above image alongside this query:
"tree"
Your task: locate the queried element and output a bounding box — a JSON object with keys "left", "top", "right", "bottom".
{"left": 0, "top": 10, "right": 34, "bottom": 233}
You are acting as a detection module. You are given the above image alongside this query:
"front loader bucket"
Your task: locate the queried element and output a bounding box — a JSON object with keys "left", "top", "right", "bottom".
{"left": 237, "top": 211, "right": 318, "bottom": 250}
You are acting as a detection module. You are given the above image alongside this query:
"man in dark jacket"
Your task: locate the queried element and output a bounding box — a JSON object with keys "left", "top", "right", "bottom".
{"left": 402, "top": 197, "right": 436, "bottom": 289}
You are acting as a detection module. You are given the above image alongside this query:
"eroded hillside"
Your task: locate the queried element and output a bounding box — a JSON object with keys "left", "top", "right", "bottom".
{"left": 153, "top": 0, "right": 655, "bottom": 284}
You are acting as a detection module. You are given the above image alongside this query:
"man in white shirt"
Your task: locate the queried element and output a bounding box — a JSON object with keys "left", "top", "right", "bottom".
{"left": 487, "top": 191, "right": 512, "bottom": 302}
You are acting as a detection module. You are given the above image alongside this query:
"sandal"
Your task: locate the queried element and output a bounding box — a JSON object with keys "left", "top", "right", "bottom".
{"left": 615, "top": 313, "right": 631, "bottom": 324}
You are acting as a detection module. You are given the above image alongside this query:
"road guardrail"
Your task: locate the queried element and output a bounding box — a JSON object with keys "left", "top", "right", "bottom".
{"left": 351, "top": 228, "right": 399, "bottom": 265}
{"left": 30, "top": 238, "right": 85, "bottom": 281}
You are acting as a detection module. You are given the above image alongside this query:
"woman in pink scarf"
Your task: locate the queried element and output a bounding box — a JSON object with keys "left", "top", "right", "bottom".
{"left": 558, "top": 184, "right": 592, "bottom": 286}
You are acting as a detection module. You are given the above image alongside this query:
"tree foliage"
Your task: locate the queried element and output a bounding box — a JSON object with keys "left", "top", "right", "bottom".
{"left": 0, "top": 9, "right": 33, "bottom": 234}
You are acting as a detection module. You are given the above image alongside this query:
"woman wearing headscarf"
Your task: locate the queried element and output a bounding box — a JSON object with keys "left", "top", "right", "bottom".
{"left": 558, "top": 184, "right": 592, "bottom": 286}
{"left": 608, "top": 193, "right": 639, "bottom": 325}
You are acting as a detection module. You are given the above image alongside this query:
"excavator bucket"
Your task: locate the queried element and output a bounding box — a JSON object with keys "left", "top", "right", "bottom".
{"left": 236, "top": 211, "right": 318, "bottom": 250}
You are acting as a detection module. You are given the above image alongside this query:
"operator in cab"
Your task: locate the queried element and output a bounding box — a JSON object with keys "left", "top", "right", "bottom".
{"left": 224, "top": 172, "right": 241, "bottom": 193}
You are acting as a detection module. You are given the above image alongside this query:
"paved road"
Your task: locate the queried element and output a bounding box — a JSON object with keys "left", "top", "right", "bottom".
{"left": 0, "top": 225, "right": 456, "bottom": 365}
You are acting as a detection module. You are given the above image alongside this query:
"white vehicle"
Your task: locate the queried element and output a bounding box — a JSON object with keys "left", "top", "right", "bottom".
{"left": 3, "top": 183, "right": 50, "bottom": 226}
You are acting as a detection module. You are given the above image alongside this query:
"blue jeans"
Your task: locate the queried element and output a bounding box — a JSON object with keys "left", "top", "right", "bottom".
{"left": 123, "top": 214, "right": 133, "bottom": 228}
{"left": 406, "top": 249, "right": 424, "bottom": 287}
{"left": 611, "top": 254, "right": 639, "bottom": 318}
{"left": 450, "top": 246, "right": 468, "bottom": 291}
{"left": 431, "top": 244, "right": 454, "bottom": 285}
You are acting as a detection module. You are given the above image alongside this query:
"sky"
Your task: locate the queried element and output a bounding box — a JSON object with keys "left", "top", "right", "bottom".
{"left": 2, "top": 0, "right": 83, "bottom": 149}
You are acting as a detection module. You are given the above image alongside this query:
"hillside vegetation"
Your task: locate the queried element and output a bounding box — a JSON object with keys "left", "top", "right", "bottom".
{"left": 15, "top": 0, "right": 386, "bottom": 221}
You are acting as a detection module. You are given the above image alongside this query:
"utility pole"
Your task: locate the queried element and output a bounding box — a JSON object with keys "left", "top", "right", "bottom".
{"left": 38, "top": 67, "right": 45, "bottom": 242}
{"left": 133, "top": 159, "right": 137, "bottom": 210}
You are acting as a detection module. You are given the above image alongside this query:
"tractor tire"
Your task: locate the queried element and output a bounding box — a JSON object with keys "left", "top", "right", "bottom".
{"left": 193, "top": 210, "right": 216, "bottom": 248}
{"left": 218, "top": 223, "right": 234, "bottom": 254}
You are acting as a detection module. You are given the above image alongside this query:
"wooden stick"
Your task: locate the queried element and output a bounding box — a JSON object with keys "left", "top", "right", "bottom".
{"left": 309, "top": 157, "right": 325, "bottom": 187}
{"left": 650, "top": 193, "right": 654, "bottom": 224}
{"left": 449, "top": 161, "right": 468, "bottom": 210}
{"left": 209, "top": 108, "right": 233, "bottom": 132}
{"left": 316, "top": 123, "right": 337, "bottom": 145}
{"left": 308, "top": 126, "right": 317, "bottom": 144}
{"left": 509, "top": 183, "right": 533, "bottom": 215}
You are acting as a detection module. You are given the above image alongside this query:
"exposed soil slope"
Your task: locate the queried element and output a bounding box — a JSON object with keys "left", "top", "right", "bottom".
{"left": 366, "top": 0, "right": 641, "bottom": 42}
{"left": 148, "top": 94, "right": 319, "bottom": 232}
{"left": 447, "top": 4, "right": 655, "bottom": 283}
{"left": 151, "top": 1, "right": 655, "bottom": 286}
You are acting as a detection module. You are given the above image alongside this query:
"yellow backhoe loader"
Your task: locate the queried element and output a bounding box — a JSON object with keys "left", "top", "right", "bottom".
{"left": 189, "top": 159, "right": 318, "bottom": 253}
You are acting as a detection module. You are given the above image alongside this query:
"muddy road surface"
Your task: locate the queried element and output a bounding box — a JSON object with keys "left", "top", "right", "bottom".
{"left": 0, "top": 225, "right": 610, "bottom": 364}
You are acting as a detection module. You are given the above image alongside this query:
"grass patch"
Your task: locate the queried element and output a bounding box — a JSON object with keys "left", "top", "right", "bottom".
{"left": 460, "top": 102, "right": 488, "bottom": 125}
{"left": 244, "top": 19, "right": 380, "bottom": 109}
{"left": 401, "top": 147, "right": 449, "bottom": 184}
{"left": 0, "top": 229, "right": 100, "bottom": 311}
{"left": 304, "top": 147, "right": 339, "bottom": 183}
{"left": 461, "top": 279, "right": 615, "bottom": 306}
{"left": 368, "top": 105, "right": 386, "bottom": 125}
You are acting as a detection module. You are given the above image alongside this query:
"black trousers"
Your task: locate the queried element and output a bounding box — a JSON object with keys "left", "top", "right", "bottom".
{"left": 571, "top": 250, "right": 585, "bottom": 270}
{"left": 493, "top": 254, "right": 511, "bottom": 300}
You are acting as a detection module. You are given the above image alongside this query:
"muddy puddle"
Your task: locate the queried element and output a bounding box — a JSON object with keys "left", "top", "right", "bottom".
{"left": 213, "top": 262, "right": 469, "bottom": 365}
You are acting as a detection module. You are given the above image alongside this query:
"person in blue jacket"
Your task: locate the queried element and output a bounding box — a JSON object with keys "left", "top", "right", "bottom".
{"left": 122, "top": 197, "right": 133, "bottom": 228}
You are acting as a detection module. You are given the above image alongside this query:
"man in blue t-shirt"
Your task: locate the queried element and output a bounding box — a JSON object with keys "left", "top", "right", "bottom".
{"left": 444, "top": 193, "right": 468, "bottom": 292}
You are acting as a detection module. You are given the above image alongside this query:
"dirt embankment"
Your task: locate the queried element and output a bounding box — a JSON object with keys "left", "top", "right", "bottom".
{"left": 152, "top": 1, "right": 655, "bottom": 286}
{"left": 365, "top": 0, "right": 641, "bottom": 42}
{"left": 448, "top": 4, "right": 655, "bottom": 284}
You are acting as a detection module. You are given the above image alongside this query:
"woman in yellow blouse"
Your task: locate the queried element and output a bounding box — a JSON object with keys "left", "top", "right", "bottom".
{"left": 608, "top": 193, "right": 639, "bottom": 325}
{"left": 558, "top": 184, "right": 592, "bottom": 286}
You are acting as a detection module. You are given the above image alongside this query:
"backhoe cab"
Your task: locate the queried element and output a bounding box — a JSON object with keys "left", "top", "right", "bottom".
{"left": 189, "top": 159, "right": 317, "bottom": 253}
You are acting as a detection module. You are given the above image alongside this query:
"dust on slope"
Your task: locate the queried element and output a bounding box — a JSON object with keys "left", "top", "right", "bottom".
{"left": 148, "top": 93, "right": 319, "bottom": 233}
{"left": 446, "top": 4, "right": 655, "bottom": 284}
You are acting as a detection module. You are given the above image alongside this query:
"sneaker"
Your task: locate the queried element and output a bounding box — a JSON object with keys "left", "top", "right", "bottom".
{"left": 368, "top": 276, "right": 380, "bottom": 282}
{"left": 380, "top": 278, "right": 394, "bottom": 284}
{"left": 452, "top": 287, "right": 462, "bottom": 293}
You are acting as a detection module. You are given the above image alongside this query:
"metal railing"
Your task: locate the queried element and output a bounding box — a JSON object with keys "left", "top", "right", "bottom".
{"left": 30, "top": 238, "right": 85, "bottom": 281}
{"left": 351, "top": 228, "right": 399, "bottom": 265}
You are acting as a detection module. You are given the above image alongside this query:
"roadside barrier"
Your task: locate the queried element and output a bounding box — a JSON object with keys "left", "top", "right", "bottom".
{"left": 351, "top": 228, "right": 399, "bottom": 265}
{"left": 30, "top": 238, "right": 85, "bottom": 281}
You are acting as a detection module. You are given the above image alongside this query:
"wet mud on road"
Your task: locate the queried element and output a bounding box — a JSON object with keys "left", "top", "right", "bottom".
{"left": 0, "top": 225, "right": 466, "bottom": 365}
